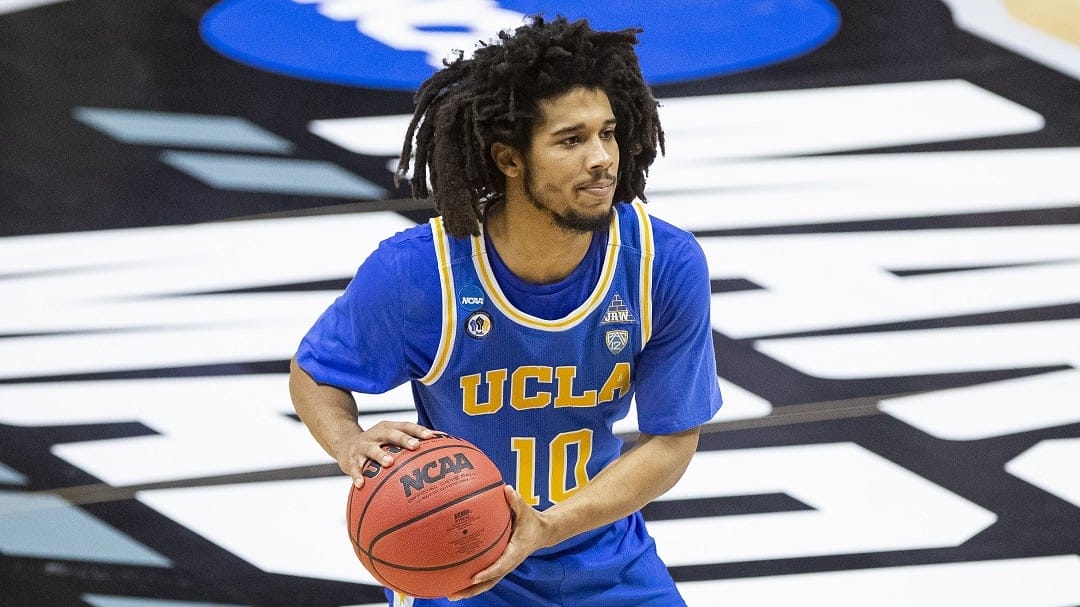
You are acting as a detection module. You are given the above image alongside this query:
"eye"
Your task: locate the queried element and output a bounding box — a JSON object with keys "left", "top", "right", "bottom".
{"left": 560, "top": 136, "right": 581, "bottom": 147}
{"left": 600, "top": 128, "right": 616, "bottom": 140}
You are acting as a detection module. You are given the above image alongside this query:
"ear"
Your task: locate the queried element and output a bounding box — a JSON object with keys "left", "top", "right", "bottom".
{"left": 491, "top": 142, "right": 523, "bottom": 178}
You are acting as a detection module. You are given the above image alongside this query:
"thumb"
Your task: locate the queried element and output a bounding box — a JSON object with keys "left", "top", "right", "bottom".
{"left": 504, "top": 484, "right": 526, "bottom": 512}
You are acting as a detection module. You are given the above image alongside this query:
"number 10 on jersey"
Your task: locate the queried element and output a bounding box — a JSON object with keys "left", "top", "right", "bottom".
{"left": 511, "top": 429, "right": 595, "bottom": 506}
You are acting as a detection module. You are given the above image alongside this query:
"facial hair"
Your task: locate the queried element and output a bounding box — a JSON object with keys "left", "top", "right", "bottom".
{"left": 522, "top": 164, "right": 613, "bottom": 234}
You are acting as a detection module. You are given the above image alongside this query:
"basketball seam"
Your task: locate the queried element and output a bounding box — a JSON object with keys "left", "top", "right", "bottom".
{"left": 364, "top": 479, "right": 506, "bottom": 560}
{"left": 367, "top": 485, "right": 511, "bottom": 572}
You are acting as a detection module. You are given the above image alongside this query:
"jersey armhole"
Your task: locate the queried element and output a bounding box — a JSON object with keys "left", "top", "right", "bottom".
{"left": 418, "top": 217, "right": 457, "bottom": 385}
{"left": 631, "top": 201, "right": 655, "bottom": 349}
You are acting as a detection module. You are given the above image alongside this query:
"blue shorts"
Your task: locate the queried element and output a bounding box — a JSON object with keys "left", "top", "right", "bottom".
{"left": 383, "top": 514, "right": 684, "bottom": 607}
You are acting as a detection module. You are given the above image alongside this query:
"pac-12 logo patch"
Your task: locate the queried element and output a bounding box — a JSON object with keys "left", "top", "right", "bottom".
{"left": 465, "top": 311, "right": 492, "bottom": 339}
{"left": 199, "top": 0, "right": 840, "bottom": 91}
{"left": 605, "top": 329, "right": 629, "bottom": 355}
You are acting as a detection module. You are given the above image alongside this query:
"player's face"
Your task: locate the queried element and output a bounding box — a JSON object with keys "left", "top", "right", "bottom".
{"left": 522, "top": 87, "right": 620, "bottom": 233}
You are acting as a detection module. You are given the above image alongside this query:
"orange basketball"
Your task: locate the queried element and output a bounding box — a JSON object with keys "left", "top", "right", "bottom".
{"left": 346, "top": 433, "right": 512, "bottom": 598}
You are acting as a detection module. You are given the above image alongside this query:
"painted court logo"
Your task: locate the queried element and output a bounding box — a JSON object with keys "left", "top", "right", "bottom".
{"left": 199, "top": 0, "right": 839, "bottom": 90}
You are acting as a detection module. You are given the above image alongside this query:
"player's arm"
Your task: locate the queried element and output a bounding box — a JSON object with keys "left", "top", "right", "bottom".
{"left": 451, "top": 426, "right": 699, "bottom": 600}
{"left": 289, "top": 357, "right": 433, "bottom": 487}
{"left": 290, "top": 238, "right": 438, "bottom": 486}
{"left": 534, "top": 425, "right": 699, "bottom": 542}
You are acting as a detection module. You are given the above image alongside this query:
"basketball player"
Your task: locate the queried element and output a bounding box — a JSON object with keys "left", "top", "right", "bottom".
{"left": 290, "top": 16, "right": 722, "bottom": 606}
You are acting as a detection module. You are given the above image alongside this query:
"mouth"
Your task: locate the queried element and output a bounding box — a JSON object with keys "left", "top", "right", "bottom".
{"left": 578, "top": 179, "right": 615, "bottom": 196}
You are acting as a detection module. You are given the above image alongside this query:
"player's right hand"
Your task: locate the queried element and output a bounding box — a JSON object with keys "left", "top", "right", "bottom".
{"left": 335, "top": 421, "right": 435, "bottom": 488}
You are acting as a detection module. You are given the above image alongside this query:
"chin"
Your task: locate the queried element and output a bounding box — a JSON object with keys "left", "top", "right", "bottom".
{"left": 557, "top": 204, "right": 613, "bottom": 233}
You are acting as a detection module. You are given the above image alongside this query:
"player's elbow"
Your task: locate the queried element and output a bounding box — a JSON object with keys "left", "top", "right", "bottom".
{"left": 640, "top": 427, "right": 701, "bottom": 494}
{"left": 669, "top": 426, "right": 700, "bottom": 473}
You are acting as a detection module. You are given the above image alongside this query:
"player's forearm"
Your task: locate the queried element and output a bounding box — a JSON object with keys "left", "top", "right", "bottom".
{"left": 288, "top": 356, "right": 363, "bottom": 460}
{"left": 538, "top": 427, "right": 700, "bottom": 548}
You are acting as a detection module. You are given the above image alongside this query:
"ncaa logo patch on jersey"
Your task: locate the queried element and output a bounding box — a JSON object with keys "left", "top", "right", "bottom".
{"left": 459, "top": 284, "right": 485, "bottom": 311}
{"left": 605, "top": 329, "right": 630, "bottom": 355}
{"left": 465, "top": 310, "right": 492, "bottom": 339}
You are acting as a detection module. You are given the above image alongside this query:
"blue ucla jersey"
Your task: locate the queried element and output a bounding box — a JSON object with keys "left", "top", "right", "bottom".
{"left": 416, "top": 200, "right": 661, "bottom": 515}
{"left": 297, "top": 201, "right": 722, "bottom": 605}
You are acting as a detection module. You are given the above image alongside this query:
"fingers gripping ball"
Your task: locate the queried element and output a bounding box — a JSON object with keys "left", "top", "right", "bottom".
{"left": 346, "top": 433, "right": 512, "bottom": 598}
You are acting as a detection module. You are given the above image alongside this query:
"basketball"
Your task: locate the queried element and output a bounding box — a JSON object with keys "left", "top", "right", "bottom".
{"left": 346, "top": 433, "right": 512, "bottom": 598}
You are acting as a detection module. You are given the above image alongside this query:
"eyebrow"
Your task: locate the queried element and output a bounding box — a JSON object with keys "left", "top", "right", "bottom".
{"left": 549, "top": 118, "right": 617, "bottom": 137}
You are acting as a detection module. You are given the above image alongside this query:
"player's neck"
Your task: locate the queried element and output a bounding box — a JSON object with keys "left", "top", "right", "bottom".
{"left": 484, "top": 200, "right": 595, "bottom": 285}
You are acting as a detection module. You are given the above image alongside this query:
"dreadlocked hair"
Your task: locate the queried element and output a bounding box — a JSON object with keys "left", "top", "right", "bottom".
{"left": 395, "top": 15, "right": 665, "bottom": 238}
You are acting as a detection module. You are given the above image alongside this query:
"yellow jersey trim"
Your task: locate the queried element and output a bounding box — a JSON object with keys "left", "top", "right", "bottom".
{"left": 471, "top": 212, "right": 621, "bottom": 332}
{"left": 632, "top": 201, "right": 655, "bottom": 348}
{"left": 419, "top": 218, "right": 456, "bottom": 385}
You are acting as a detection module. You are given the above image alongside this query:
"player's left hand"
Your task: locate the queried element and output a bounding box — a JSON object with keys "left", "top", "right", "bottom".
{"left": 447, "top": 485, "right": 547, "bottom": 601}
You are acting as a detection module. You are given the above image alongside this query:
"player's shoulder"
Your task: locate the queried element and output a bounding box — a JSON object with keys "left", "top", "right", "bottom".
{"left": 648, "top": 212, "right": 696, "bottom": 245}
{"left": 363, "top": 220, "right": 444, "bottom": 321}
{"left": 367, "top": 219, "right": 439, "bottom": 266}
{"left": 353, "top": 220, "right": 440, "bottom": 293}
{"left": 619, "top": 201, "right": 701, "bottom": 256}
{"left": 380, "top": 219, "right": 436, "bottom": 249}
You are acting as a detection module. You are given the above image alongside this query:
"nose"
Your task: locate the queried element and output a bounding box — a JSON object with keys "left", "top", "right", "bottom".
{"left": 585, "top": 136, "right": 615, "bottom": 172}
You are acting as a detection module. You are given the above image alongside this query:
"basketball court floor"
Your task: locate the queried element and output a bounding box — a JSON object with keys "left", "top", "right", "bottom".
{"left": 2, "top": 1, "right": 1079, "bottom": 605}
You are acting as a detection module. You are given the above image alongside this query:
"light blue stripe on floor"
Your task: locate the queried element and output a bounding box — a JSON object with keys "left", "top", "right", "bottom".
{"left": 73, "top": 108, "right": 294, "bottom": 153}
{"left": 0, "top": 462, "right": 26, "bottom": 485}
{"left": 161, "top": 151, "right": 385, "bottom": 199}
{"left": 83, "top": 594, "right": 247, "bottom": 607}
{"left": 0, "top": 491, "right": 171, "bottom": 566}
